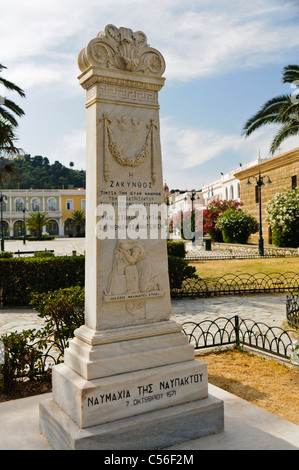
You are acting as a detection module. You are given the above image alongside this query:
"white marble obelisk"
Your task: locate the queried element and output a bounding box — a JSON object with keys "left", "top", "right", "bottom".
{"left": 39, "top": 25, "right": 224, "bottom": 450}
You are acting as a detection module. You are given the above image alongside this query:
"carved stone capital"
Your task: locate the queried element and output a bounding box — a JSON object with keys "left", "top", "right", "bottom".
{"left": 78, "top": 24, "right": 166, "bottom": 78}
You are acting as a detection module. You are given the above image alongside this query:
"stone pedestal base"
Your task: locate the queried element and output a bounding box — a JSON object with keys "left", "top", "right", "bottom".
{"left": 40, "top": 394, "right": 224, "bottom": 450}
{"left": 39, "top": 320, "right": 224, "bottom": 449}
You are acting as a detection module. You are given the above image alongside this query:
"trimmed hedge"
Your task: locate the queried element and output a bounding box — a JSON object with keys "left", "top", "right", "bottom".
{"left": 166, "top": 240, "right": 186, "bottom": 258}
{"left": 0, "top": 241, "right": 191, "bottom": 306}
{"left": 0, "top": 256, "right": 85, "bottom": 306}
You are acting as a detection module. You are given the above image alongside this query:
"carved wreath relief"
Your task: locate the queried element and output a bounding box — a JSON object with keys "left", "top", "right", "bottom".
{"left": 100, "top": 112, "right": 158, "bottom": 183}
{"left": 104, "top": 241, "right": 164, "bottom": 316}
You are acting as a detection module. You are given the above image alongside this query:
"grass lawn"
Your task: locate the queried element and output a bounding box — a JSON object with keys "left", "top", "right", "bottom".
{"left": 190, "top": 257, "right": 299, "bottom": 279}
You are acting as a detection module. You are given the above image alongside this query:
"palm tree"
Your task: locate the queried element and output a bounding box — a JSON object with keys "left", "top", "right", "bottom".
{"left": 0, "top": 162, "right": 19, "bottom": 186}
{"left": 26, "top": 212, "right": 51, "bottom": 240}
{"left": 0, "top": 162, "right": 19, "bottom": 250}
{"left": 71, "top": 210, "right": 85, "bottom": 237}
{"left": 0, "top": 64, "right": 25, "bottom": 155}
{"left": 242, "top": 64, "right": 299, "bottom": 154}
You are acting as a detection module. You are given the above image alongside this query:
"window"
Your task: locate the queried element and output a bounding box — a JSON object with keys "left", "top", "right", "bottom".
{"left": 230, "top": 185, "right": 234, "bottom": 199}
{"left": 15, "top": 198, "right": 23, "bottom": 212}
{"left": 66, "top": 199, "right": 73, "bottom": 210}
{"left": 31, "top": 198, "right": 40, "bottom": 211}
{"left": 81, "top": 199, "right": 86, "bottom": 211}
{"left": 291, "top": 175, "right": 297, "bottom": 189}
{"left": 48, "top": 198, "right": 56, "bottom": 211}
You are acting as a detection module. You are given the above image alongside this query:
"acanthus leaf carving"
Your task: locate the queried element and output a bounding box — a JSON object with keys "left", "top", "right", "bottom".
{"left": 78, "top": 24, "right": 165, "bottom": 77}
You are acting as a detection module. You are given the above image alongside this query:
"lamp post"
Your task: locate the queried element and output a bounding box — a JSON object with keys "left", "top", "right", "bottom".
{"left": 0, "top": 190, "right": 7, "bottom": 252}
{"left": 185, "top": 190, "right": 198, "bottom": 248}
{"left": 21, "top": 207, "right": 28, "bottom": 245}
{"left": 246, "top": 171, "right": 272, "bottom": 256}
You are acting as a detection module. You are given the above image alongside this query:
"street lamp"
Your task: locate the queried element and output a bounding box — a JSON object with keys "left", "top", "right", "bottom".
{"left": 246, "top": 171, "right": 272, "bottom": 256}
{"left": 21, "top": 207, "right": 28, "bottom": 245}
{"left": 185, "top": 190, "right": 199, "bottom": 248}
{"left": 0, "top": 190, "right": 7, "bottom": 252}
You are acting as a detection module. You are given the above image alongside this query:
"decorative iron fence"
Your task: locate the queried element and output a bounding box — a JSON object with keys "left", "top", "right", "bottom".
{"left": 286, "top": 292, "right": 299, "bottom": 329}
{"left": 182, "top": 315, "right": 298, "bottom": 361}
{"left": 171, "top": 272, "right": 299, "bottom": 298}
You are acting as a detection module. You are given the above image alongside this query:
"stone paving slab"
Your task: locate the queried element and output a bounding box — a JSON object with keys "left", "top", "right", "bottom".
{"left": 0, "top": 295, "right": 288, "bottom": 336}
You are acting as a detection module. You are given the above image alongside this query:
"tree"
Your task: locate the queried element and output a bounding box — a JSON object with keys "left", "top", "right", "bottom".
{"left": 0, "top": 64, "right": 25, "bottom": 155}
{"left": 0, "top": 162, "right": 19, "bottom": 187}
{"left": 70, "top": 210, "right": 85, "bottom": 237}
{"left": 242, "top": 64, "right": 299, "bottom": 154}
{"left": 26, "top": 212, "right": 51, "bottom": 240}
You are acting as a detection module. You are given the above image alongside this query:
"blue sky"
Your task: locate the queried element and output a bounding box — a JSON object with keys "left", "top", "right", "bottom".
{"left": 1, "top": 0, "right": 299, "bottom": 190}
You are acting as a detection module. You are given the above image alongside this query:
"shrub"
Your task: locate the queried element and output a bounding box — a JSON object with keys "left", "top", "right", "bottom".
{"left": 33, "top": 251, "right": 55, "bottom": 258}
{"left": 168, "top": 255, "right": 198, "bottom": 290}
{"left": 166, "top": 241, "right": 186, "bottom": 258}
{"left": 30, "top": 286, "right": 85, "bottom": 354}
{"left": 0, "top": 252, "right": 13, "bottom": 259}
{"left": 216, "top": 208, "right": 258, "bottom": 244}
{"left": 0, "top": 329, "right": 45, "bottom": 393}
{"left": 203, "top": 199, "right": 243, "bottom": 242}
{"left": 266, "top": 188, "right": 299, "bottom": 248}
{"left": 0, "top": 256, "right": 85, "bottom": 306}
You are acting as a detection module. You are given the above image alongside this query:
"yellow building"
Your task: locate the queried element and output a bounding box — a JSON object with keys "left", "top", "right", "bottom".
{"left": 60, "top": 190, "right": 86, "bottom": 236}
{"left": 235, "top": 147, "right": 299, "bottom": 244}
{"left": 0, "top": 189, "right": 86, "bottom": 237}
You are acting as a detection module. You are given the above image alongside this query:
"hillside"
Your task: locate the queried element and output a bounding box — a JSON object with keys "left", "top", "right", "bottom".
{"left": 0, "top": 155, "right": 86, "bottom": 189}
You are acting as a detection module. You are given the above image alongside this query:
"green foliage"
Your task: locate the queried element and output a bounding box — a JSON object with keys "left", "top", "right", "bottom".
{"left": 25, "top": 211, "right": 51, "bottom": 239}
{"left": 0, "top": 64, "right": 25, "bottom": 156}
{"left": 168, "top": 255, "right": 198, "bottom": 290}
{"left": 30, "top": 286, "right": 85, "bottom": 354}
{"left": 242, "top": 64, "right": 299, "bottom": 154}
{"left": 33, "top": 251, "right": 55, "bottom": 258}
{"left": 266, "top": 188, "right": 299, "bottom": 248}
{"left": 0, "top": 155, "right": 86, "bottom": 189}
{"left": 0, "top": 251, "right": 13, "bottom": 258}
{"left": 203, "top": 199, "right": 243, "bottom": 242}
{"left": 216, "top": 208, "right": 259, "bottom": 244}
{"left": 0, "top": 329, "right": 44, "bottom": 393}
{"left": 166, "top": 240, "right": 186, "bottom": 258}
{"left": 0, "top": 256, "right": 85, "bottom": 306}
{"left": 70, "top": 210, "right": 86, "bottom": 237}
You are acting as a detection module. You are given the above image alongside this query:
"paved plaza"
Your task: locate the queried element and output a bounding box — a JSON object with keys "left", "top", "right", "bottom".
{"left": 0, "top": 238, "right": 289, "bottom": 334}
{"left": 0, "top": 295, "right": 288, "bottom": 336}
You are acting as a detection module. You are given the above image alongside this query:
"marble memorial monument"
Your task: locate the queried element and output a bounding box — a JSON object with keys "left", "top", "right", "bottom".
{"left": 39, "top": 24, "right": 224, "bottom": 449}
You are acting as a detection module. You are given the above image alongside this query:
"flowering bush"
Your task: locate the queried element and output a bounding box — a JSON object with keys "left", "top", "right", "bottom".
{"left": 203, "top": 199, "right": 243, "bottom": 242}
{"left": 172, "top": 208, "right": 203, "bottom": 240}
{"left": 216, "top": 208, "right": 258, "bottom": 244}
{"left": 266, "top": 188, "right": 299, "bottom": 247}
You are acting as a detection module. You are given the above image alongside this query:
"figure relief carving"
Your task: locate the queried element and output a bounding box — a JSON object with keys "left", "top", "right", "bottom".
{"left": 105, "top": 240, "right": 161, "bottom": 297}
{"left": 100, "top": 113, "right": 158, "bottom": 183}
{"left": 78, "top": 24, "right": 165, "bottom": 77}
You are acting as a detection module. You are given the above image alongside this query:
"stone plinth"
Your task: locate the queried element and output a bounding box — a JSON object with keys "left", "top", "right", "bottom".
{"left": 39, "top": 24, "right": 224, "bottom": 450}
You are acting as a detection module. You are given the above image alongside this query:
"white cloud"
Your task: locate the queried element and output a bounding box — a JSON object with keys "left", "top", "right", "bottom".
{"left": 1, "top": 0, "right": 299, "bottom": 92}
{"left": 49, "top": 129, "right": 86, "bottom": 170}
{"left": 160, "top": 118, "right": 299, "bottom": 172}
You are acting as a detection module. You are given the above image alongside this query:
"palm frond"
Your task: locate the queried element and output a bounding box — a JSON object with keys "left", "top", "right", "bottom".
{"left": 0, "top": 163, "right": 19, "bottom": 184}
{"left": 282, "top": 64, "right": 299, "bottom": 84}
{"left": 0, "top": 77, "right": 25, "bottom": 98}
{"left": 269, "top": 120, "right": 299, "bottom": 154}
{"left": 242, "top": 94, "right": 291, "bottom": 137}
